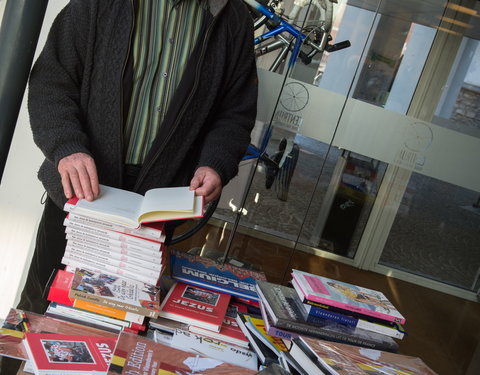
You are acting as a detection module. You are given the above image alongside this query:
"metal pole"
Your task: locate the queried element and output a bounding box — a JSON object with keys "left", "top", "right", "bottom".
{"left": 0, "top": 0, "right": 48, "bottom": 183}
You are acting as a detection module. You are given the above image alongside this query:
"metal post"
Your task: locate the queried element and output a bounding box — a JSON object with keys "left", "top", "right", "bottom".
{"left": 0, "top": 0, "right": 48, "bottom": 183}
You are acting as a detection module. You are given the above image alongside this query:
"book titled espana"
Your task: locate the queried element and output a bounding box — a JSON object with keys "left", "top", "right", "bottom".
{"left": 291, "top": 269, "right": 406, "bottom": 325}
{"left": 64, "top": 184, "right": 204, "bottom": 228}
{"left": 69, "top": 268, "right": 161, "bottom": 318}
{"left": 23, "top": 332, "right": 117, "bottom": 375}
{"left": 107, "top": 332, "right": 258, "bottom": 374}
{"left": 256, "top": 281, "right": 398, "bottom": 353}
{"left": 169, "top": 248, "right": 267, "bottom": 301}
{"left": 158, "top": 282, "right": 231, "bottom": 332}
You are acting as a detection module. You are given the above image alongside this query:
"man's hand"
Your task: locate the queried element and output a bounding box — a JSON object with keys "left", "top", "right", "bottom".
{"left": 58, "top": 152, "right": 99, "bottom": 201}
{"left": 189, "top": 166, "right": 222, "bottom": 203}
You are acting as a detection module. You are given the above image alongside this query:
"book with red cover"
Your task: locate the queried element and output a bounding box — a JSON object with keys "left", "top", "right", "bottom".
{"left": 189, "top": 303, "right": 250, "bottom": 347}
{"left": 159, "top": 282, "right": 231, "bottom": 332}
{"left": 108, "top": 332, "right": 257, "bottom": 374}
{"left": 23, "top": 332, "right": 117, "bottom": 374}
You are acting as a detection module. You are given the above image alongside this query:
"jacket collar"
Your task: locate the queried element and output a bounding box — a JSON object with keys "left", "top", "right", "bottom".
{"left": 208, "top": 0, "right": 228, "bottom": 17}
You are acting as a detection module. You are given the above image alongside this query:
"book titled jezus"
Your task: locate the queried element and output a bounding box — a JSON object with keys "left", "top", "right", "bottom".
{"left": 169, "top": 248, "right": 267, "bottom": 301}
{"left": 158, "top": 282, "right": 231, "bottom": 332}
{"left": 256, "top": 281, "right": 399, "bottom": 352}
{"left": 69, "top": 268, "right": 161, "bottom": 318}
{"left": 64, "top": 184, "right": 204, "bottom": 228}
{"left": 292, "top": 269, "right": 406, "bottom": 325}
{"left": 23, "top": 332, "right": 117, "bottom": 375}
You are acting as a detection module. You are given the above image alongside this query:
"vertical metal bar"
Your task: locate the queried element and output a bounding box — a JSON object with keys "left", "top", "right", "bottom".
{"left": 0, "top": 0, "right": 49, "bottom": 183}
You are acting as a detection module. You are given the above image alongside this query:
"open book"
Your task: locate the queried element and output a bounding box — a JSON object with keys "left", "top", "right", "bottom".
{"left": 64, "top": 184, "right": 204, "bottom": 228}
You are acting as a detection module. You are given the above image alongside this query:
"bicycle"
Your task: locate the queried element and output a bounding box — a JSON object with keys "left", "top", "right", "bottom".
{"left": 243, "top": 0, "right": 350, "bottom": 198}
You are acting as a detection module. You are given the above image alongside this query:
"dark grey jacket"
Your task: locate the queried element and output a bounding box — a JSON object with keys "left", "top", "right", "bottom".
{"left": 28, "top": 0, "right": 258, "bottom": 208}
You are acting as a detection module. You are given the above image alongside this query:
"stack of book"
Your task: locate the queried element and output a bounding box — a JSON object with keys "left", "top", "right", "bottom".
{"left": 44, "top": 184, "right": 204, "bottom": 336}
{"left": 254, "top": 270, "right": 407, "bottom": 354}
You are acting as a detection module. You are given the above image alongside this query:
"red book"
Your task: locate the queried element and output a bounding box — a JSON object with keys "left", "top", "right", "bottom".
{"left": 159, "top": 282, "right": 231, "bottom": 332}
{"left": 23, "top": 332, "right": 117, "bottom": 374}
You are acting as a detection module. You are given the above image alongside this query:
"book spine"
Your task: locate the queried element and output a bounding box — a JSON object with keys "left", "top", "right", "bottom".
{"left": 72, "top": 299, "right": 144, "bottom": 324}
{"left": 65, "top": 225, "right": 161, "bottom": 251}
{"left": 275, "top": 318, "right": 398, "bottom": 352}
{"left": 265, "top": 324, "right": 299, "bottom": 341}
{"left": 44, "top": 311, "right": 122, "bottom": 333}
{"left": 66, "top": 242, "right": 162, "bottom": 272}
{"left": 67, "top": 212, "right": 163, "bottom": 240}
{"left": 62, "top": 255, "right": 160, "bottom": 285}
{"left": 355, "top": 320, "right": 405, "bottom": 339}
{"left": 69, "top": 288, "right": 159, "bottom": 318}
{"left": 66, "top": 232, "right": 162, "bottom": 257}
{"left": 64, "top": 248, "right": 161, "bottom": 281}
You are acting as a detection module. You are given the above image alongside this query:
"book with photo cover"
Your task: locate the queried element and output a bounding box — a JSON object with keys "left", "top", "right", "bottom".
{"left": 64, "top": 184, "right": 204, "bottom": 228}
{"left": 69, "top": 268, "right": 161, "bottom": 318}
{"left": 256, "top": 281, "right": 399, "bottom": 353}
{"left": 290, "top": 336, "right": 438, "bottom": 375}
{"left": 170, "top": 328, "right": 258, "bottom": 370}
{"left": 158, "top": 282, "right": 231, "bottom": 332}
{"left": 189, "top": 303, "right": 250, "bottom": 348}
{"left": 291, "top": 269, "right": 406, "bottom": 325}
{"left": 107, "top": 331, "right": 258, "bottom": 374}
{"left": 23, "top": 332, "right": 117, "bottom": 374}
{"left": 170, "top": 248, "right": 267, "bottom": 301}
{"left": 0, "top": 309, "right": 117, "bottom": 362}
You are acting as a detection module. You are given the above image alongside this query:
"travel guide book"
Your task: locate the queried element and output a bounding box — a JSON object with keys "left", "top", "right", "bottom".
{"left": 158, "top": 282, "right": 231, "bottom": 332}
{"left": 23, "top": 332, "right": 117, "bottom": 374}
{"left": 69, "top": 268, "right": 161, "bottom": 318}
{"left": 256, "top": 281, "right": 399, "bottom": 352}
{"left": 169, "top": 248, "right": 267, "bottom": 301}
{"left": 64, "top": 184, "right": 204, "bottom": 228}
{"left": 291, "top": 269, "right": 406, "bottom": 325}
{"left": 107, "top": 331, "right": 257, "bottom": 374}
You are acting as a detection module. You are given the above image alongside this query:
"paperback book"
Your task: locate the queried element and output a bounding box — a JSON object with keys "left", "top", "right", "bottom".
{"left": 107, "top": 331, "right": 258, "bottom": 374}
{"left": 292, "top": 269, "right": 406, "bottom": 325}
{"left": 47, "top": 269, "right": 145, "bottom": 325}
{"left": 170, "top": 248, "right": 267, "bottom": 301}
{"left": 69, "top": 268, "right": 161, "bottom": 318}
{"left": 0, "top": 308, "right": 117, "bottom": 362}
{"left": 158, "top": 282, "right": 231, "bottom": 332}
{"left": 64, "top": 184, "right": 204, "bottom": 227}
{"left": 256, "top": 281, "right": 399, "bottom": 352}
{"left": 290, "top": 336, "right": 438, "bottom": 375}
{"left": 170, "top": 328, "right": 258, "bottom": 370}
{"left": 189, "top": 303, "right": 250, "bottom": 348}
{"left": 23, "top": 332, "right": 117, "bottom": 374}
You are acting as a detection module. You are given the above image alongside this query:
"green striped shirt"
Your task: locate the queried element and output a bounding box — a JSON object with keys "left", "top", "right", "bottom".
{"left": 124, "top": 0, "right": 205, "bottom": 164}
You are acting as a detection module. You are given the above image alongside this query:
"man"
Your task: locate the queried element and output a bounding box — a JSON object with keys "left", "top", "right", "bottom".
{"left": 18, "top": 0, "right": 257, "bottom": 315}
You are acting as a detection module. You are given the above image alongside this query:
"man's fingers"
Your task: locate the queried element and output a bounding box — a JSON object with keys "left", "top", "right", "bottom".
{"left": 58, "top": 152, "right": 99, "bottom": 201}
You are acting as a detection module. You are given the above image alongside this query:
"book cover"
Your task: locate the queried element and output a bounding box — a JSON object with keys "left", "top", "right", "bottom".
{"left": 256, "top": 281, "right": 399, "bottom": 352}
{"left": 244, "top": 314, "right": 289, "bottom": 356}
{"left": 107, "top": 331, "right": 258, "bottom": 374}
{"left": 292, "top": 336, "right": 438, "bottom": 375}
{"left": 158, "top": 282, "right": 231, "bottom": 332}
{"left": 65, "top": 184, "right": 204, "bottom": 227}
{"left": 24, "top": 332, "right": 117, "bottom": 374}
{"left": 1, "top": 309, "right": 117, "bottom": 362}
{"left": 170, "top": 328, "right": 258, "bottom": 370}
{"left": 170, "top": 248, "right": 267, "bottom": 301}
{"left": 189, "top": 303, "right": 250, "bottom": 348}
{"left": 66, "top": 211, "right": 165, "bottom": 241}
{"left": 69, "top": 268, "right": 161, "bottom": 318}
{"left": 292, "top": 269, "right": 406, "bottom": 325}
{"left": 259, "top": 300, "right": 299, "bottom": 342}
{"left": 47, "top": 269, "right": 145, "bottom": 324}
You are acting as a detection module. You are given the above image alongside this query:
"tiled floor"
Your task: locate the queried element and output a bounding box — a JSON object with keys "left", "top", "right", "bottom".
{"left": 173, "top": 222, "right": 480, "bottom": 375}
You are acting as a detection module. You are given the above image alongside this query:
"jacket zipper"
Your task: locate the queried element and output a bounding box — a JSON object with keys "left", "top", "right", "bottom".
{"left": 119, "top": 0, "right": 135, "bottom": 184}
{"left": 134, "top": 9, "right": 223, "bottom": 190}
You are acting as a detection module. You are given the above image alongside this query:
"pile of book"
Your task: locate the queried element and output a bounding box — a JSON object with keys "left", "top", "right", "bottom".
{"left": 43, "top": 184, "right": 206, "bottom": 336}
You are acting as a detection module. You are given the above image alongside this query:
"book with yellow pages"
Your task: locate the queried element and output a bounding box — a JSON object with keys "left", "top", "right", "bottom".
{"left": 64, "top": 184, "right": 204, "bottom": 228}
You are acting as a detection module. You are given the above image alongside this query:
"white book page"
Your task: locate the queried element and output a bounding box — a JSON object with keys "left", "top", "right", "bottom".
{"left": 74, "top": 185, "right": 143, "bottom": 225}
{"left": 139, "top": 186, "right": 194, "bottom": 215}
